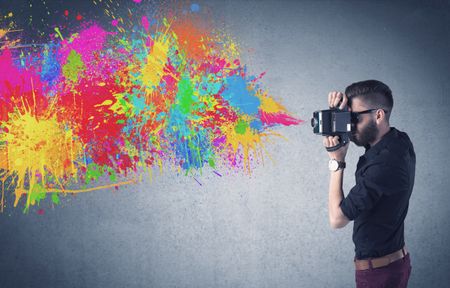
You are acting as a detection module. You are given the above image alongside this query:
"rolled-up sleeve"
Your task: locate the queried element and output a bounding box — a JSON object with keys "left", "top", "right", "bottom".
{"left": 340, "top": 162, "right": 403, "bottom": 220}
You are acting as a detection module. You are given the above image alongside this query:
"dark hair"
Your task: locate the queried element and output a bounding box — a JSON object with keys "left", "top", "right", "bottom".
{"left": 345, "top": 80, "right": 393, "bottom": 121}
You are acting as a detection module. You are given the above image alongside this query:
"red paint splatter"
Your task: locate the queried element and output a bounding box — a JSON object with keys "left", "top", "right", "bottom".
{"left": 57, "top": 73, "right": 137, "bottom": 173}
{"left": 64, "top": 10, "right": 69, "bottom": 17}
{"left": 251, "top": 72, "right": 266, "bottom": 83}
{"left": 76, "top": 14, "right": 83, "bottom": 21}
{"left": 200, "top": 98, "right": 239, "bottom": 130}
{"left": 37, "top": 209, "right": 45, "bottom": 215}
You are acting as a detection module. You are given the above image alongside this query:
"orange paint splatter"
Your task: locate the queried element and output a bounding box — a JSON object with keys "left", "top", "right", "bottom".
{"left": 171, "top": 16, "right": 211, "bottom": 61}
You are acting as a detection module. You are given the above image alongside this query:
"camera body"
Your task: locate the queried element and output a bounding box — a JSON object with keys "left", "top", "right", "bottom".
{"left": 311, "top": 108, "right": 352, "bottom": 136}
{"left": 311, "top": 108, "right": 353, "bottom": 151}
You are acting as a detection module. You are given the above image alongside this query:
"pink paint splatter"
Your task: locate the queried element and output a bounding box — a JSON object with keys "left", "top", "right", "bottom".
{"left": 60, "top": 24, "right": 111, "bottom": 64}
{"left": 141, "top": 16, "right": 149, "bottom": 32}
{"left": 260, "top": 111, "right": 304, "bottom": 126}
{"left": 0, "top": 49, "right": 47, "bottom": 122}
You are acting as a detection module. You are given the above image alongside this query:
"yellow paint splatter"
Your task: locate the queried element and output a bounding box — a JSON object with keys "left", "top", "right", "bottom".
{"left": 0, "top": 110, "right": 83, "bottom": 207}
{"left": 258, "top": 91, "right": 288, "bottom": 113}
{"left": 94, "top": 99, "right": 113, "bottom": 107}
{"left": 141, "top": 33, "right": 171, "bottom": 94}
{"left": 222, "top": 116, "right": 274, "bottom": 173}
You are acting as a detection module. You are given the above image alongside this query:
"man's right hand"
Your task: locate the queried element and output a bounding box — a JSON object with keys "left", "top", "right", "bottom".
{"left": 323, "top": 135, "right": 349, "bottom": 162}
{"left": 328, "top": 91, "right": 349, "bottom": 110}
{"left": 324, "top": 91, "right": 350, "bottom": 161}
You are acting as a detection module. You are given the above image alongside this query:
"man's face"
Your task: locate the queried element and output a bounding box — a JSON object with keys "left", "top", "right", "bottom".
{"left": 349, "top": 97, "right": 378, "bottom": 147}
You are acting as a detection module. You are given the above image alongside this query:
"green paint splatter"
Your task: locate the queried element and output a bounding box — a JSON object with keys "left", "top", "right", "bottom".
{"left": 177, "top": 76, "right": 195, "bottom": 114}
{"left": 235, "top": 119, "right": 249, "bottom": 134}
{"left": 51, "top": 193, "right": 60, "bottom": 205}
{"left": 208, "top": 157, "right": 215, "bottom": 168}
{"left": 29, "top": 183, "right": 47, "bottom": 208}
{"left": 107, "top": 168, "right": 117, "bottom": 182}
{"left": 110, "top": 93, "right": 134, "bottom": 117}
{"left": 54, "top": 27, "right": 64, "bottom": 40}
{"left": 62, "top": 50, "right": 85, "bottom": 82}
{"left": 85, "top": 163, "right": 104, "bottom": 184}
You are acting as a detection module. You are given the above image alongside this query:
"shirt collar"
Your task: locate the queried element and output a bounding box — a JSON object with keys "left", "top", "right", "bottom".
{"left": 364, "top": 127, "right": 397, "bottom": 159}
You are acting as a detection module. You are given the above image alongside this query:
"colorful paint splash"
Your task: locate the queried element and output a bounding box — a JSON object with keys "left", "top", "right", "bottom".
{"left": 0, "top": 1, "right": 302, "bottom": 212}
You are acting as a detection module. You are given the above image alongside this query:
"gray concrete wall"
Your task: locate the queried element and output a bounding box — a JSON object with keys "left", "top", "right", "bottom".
{"left": 1, "top": 0, "right": 449, "bottom": 287}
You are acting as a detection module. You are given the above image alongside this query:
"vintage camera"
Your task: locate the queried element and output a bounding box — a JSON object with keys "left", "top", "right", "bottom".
{"left": 311, "top": 108, "right": 353, "bottom": 151}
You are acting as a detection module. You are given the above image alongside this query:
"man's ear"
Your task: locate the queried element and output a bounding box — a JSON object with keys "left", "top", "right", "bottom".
{"left": 376, "top": 109, "right": 385, "bottom": 122}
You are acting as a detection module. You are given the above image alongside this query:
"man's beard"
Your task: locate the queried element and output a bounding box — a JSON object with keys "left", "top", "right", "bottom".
{"left": 350, "top": 119, "right": 378, "bottom": 147}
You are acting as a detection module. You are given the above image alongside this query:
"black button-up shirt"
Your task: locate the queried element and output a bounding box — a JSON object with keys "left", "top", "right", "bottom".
{"left": 340, "top": 128, "right": 416, "bottom": 259}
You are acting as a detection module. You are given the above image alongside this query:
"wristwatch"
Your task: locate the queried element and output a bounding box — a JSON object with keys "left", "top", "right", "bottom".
{"left": 328, "top": 159, "right": 346, "bottom": 172}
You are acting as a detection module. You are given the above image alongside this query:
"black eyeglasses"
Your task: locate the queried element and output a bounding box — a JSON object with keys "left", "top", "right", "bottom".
{"left": 351, "top": 109, "right": 388, "bottom": 123}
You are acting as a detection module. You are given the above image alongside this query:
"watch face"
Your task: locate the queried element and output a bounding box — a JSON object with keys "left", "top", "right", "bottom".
{"left": 329, "top": 160, "right": 339, "bottom": 171}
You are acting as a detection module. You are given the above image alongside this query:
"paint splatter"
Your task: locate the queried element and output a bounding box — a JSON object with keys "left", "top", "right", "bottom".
{"left": 0, "top": 1, "right": 303, "bottom": 212}
{"left": 191, "top": 3, "right": 200, "bottom": 13}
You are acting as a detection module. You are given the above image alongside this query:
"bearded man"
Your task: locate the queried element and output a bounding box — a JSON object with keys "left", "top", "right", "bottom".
{"left": 323, "top": 80, "right": 415, "bottom": 288}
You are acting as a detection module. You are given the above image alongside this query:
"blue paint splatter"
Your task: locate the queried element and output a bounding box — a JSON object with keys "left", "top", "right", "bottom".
{"left": 131, "top": 94, "right": 147, "bottom": 115}
{"left": 250, "top": 119, "right": 263, "bottom": 131}
{"left": 191, "top": 3, "right": 200, "bottom": 13}
{"left": 222, "top": 75, "right": 261, "bottom": 115}
{"left": 40, "top": 44, "right": 61, "bottom": 84}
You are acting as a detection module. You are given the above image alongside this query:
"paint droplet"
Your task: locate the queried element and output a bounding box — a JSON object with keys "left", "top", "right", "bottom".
{"left": 37, "top": 209, "right": 45, "bottom": 215}
{"left": 111, "top": 19, "right": 119, "bottom": 26}
{"left": 64, "top": 10, "right": 69, "bottom": 17}
{"left": 141, "top": 16, "right": 149, "bottom": 32}
{"left": 76, "top": 14, "right": 83, "bottom": 21}
{"left": 191, "top": 3, "right": 200, "bottom": 12}
{"left": 54, "top": 27, "right": 64, "bottom": 40}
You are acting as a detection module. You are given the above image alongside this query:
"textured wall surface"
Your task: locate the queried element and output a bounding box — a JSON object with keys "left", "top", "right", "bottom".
{"left": 1, "top": 0, "right": 449, "bottom": 287}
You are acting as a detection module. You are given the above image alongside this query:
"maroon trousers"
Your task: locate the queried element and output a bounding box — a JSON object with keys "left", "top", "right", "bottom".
{"left": 355, "top": 253, "right": 412, "bottom": 288}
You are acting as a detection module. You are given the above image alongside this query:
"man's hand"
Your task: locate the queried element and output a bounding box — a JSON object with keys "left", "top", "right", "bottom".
{"left": 323, "top": 91, "right": 350, "bottom": 161}
{"left": 328, "top": 91, "right": 348, "bottom": 111}
{"left": 323, "top": 136, "right": 349, "bottom": 161}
